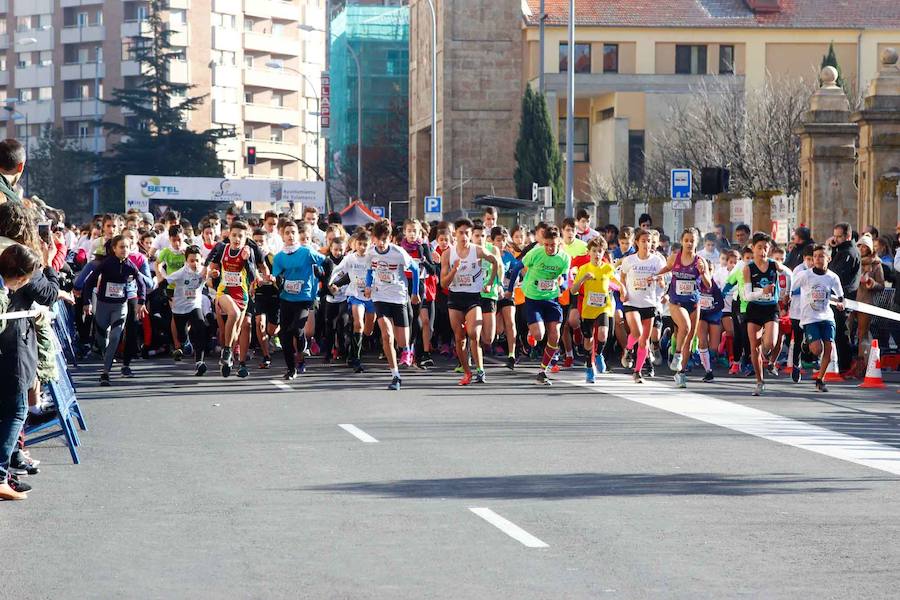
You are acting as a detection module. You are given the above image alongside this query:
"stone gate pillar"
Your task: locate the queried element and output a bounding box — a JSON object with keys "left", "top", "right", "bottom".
{"left": 796, "top": 66, "right": 858, "bottom": 243}
{"left": 852, "top": 48, "right": 900, "bottom": 234}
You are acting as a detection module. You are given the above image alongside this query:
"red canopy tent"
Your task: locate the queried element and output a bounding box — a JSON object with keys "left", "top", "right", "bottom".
{"left": 339, "top": 200, "right": 382, "bottom": 227}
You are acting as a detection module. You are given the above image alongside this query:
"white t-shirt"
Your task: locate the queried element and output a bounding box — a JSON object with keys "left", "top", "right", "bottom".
{"left": 619, "top": 253, "right": 667, "bottom": 309}
{"left": 165, "top": 266, "right": 206, "bottom": 314}
{"left": 792, "top": 268, "right": 843, "bottom": 327}
{"left": 264, "top": 230, "right": 284, "bottom": 255}
{"left": 332, "top": 252, "right": 371, "bottom": 300}
{"left": 448, "top": 244, "right": 483, "bottom": 293}
{"left": 151, "top": 234, "right": 170, "bottom": 255}
{"left": 366, "top": 244, "right": 414, "bottom": 305}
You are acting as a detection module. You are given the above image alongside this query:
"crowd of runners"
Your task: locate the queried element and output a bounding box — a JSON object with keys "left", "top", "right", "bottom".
{"left": 57, "top": 202, "right": 888, "bottom": 399}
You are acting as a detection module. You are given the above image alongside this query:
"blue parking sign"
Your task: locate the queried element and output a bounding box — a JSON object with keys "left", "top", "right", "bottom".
{"left": 371, "top": 206, "right": 385, "bottom": 218}
{"left": 424, "top": 196, "right": 442, "bottom": 217}
{"left": 670, "top": 169, "right": 692, "bottom": 200}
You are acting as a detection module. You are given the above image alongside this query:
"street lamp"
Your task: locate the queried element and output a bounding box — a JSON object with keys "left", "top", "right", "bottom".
{"left": 564, "top": 0, "right": 575, "bottom": 218}
{"left": 265, "top": 61, "right": 321, "bottom": 183}
{"left": 92, "top": 46, "right": 103, "bottom": 215}
{"left": 343, "top": 41, "right": 362, "bottom": 202}
{"left": 425, "top": 0, "right": 438, "bottom": 200}
{"left": 3, "top": 104, "right": 29, "bottom": 197}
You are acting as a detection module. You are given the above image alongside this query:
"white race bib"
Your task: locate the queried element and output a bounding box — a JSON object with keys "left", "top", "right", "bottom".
{"left": 699, "top": 294, "right": 714, "bottom": 310}
{"left": 632, "top": 276, "right": 649, "bottom": 291}
{"left": 810, "top": 287, "right": 827, "bottom": 311}
{"left": 377, "top": 269, "right": 393, "bottom": 284}
{"left": 587, "top": 292, "right": 607, "bottom": 308}
{"left": 284, "top": 280, "right": 302, "bottom": 294}
{"left": 537, "top": 279, "right": 556, "bottom": 291}
{"left": 675, "top": 279, "right": 695, "bottom": 297}
{"left": 754, "top": 287, "right": 773, "bottom": 302}
{"left": 106, "top": 282, "right": 125, "bottom": 299}
{"left": 223, "top": 270, "right": 242, "bottom": 287}
{"left": 184, "top": 289, "right": 197, "bottom": 300}
{"left": 456, "top": 274, "right": 474, "bottom": 287}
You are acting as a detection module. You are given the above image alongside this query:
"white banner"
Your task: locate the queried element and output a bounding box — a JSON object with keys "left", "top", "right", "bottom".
{"left": 694, "top": 199, "right": 713, "bottom": 236}
{"left": 125, "top": 176, "right": 326, "bottom": 212}
{"left": 730, "top": 197, "right": 753, "bottom": 227}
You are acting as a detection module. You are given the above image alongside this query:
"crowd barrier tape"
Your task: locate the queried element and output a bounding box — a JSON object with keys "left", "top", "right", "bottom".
{"left": 23, "top": 300, "right": 87, "bottom": 464}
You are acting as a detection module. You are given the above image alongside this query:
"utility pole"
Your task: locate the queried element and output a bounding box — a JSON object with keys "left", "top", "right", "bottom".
{"left": 539, "top": 0, "right": 545, "bottom": 94}
{"left": 564, "top": 0, "right": 575, "bottom": 218}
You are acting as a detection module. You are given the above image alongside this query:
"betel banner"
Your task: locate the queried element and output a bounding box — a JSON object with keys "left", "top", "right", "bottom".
{"left": 125, "top": 175, "right": 326, "bottom": 212}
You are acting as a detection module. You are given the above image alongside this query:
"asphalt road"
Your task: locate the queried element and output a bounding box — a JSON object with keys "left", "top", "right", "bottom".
{"left": 4, "top": 353, "right": 900, "bottom": 600}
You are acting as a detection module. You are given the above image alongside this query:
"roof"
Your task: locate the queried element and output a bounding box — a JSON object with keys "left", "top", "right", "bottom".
{"left": 339, "top": 200, "right": 381, "bottom": 226}
{"left": 523, "top": 0, "right": 900, "bottom": 29}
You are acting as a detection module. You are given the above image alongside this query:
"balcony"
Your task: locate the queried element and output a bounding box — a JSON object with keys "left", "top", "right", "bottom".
{"left": 212, "top": 100, "right": 241, "bottom": 125}
{"left": 243, "top": 0, "right": 271, "bottom": 19}
{"left": 121, "top": 60, "right": 151, "bottom": 77}
{"left": 121, "top": 20, "right": 151, "bottom": 39}
{"left": 212, "top": 64, "right": 241, "bottom": 88}
{"left": 212, "top": 26, "right": 240, "bottom": 51}
{"left": 243, "top": 103, "right": 300, "bottom": 126}
{"left": 0, "top": 0, "right": 7, "bottom": 12}
{"left": 61, "top": 98, "right": 104, "bottom": 118}
{"left": 0, "top": 72, "right": 8, "bottom": 86}
{"left": 61, "top": 0, "right": 104, "bottom": 6}
{"left": 272, "top": 1, "right": 300, "bottom": 21}
{"left": 166, "top": 0, "right": 191, "bottom": 8}
{"left": 214, "top": 0, "right": 241, "bottom": 13}
{"left": 66, "top": 136, "right": 106, "bottom": 153}
{"left": 14, "top": 65, "right": 53, "bottom": 88}
{"left": 244, "top": 31, "right": 298, "bottom": 55}
{"left": 15, "top": 28, "right": 53, "bottom": 52}
{"left": 17, "top": 101, "right": 55, "bottom": 124}
{"left": 167, "top": 61, "right": 189, "bottom": 83}
{"left": 243, "top": 138, "right": 301, "bottom": 159}
{"left": 60, "top": 62, "right": 105, "bottom": 81}
{"left": 61, "top": 24, "right": 105, "bottom": 45}
{"left": 540, "top": 72, "right": 745, "bottom": 96}
{"left": 0, "top": 35, "right": 8, "bottom": 51}
{"left": 243, "top": 67, "right": 300, "bottom": 91}
{"left": 14, "top": 0, "right": 51, "bottom": 15}
{"left": 167, "top": 24, "right": 189, "bottom": 47}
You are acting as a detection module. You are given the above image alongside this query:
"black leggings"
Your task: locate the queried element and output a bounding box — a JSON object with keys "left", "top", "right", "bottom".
{"left": 173, "top": 309, "right": 207, "bottom": 363}
{"left": 123, "top": 298, "right": 141, "bottom": 366}
{"left": 279, "top": 300, "right": 312, "bottom": 370}
{"left": 733, "top": 311, "right": 750, "bottom": 364}
{"left": 321, "top": 301, "right": 348, "bottom": 359}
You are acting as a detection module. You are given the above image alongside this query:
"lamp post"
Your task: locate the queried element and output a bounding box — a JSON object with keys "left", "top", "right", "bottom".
{"left": 425, "top": 0, "right": 437, "bottom": 199}
{"left": 344, "top": 40, "right": 362, "bottom": 202}
{"left": 265, "top": 61, "right": 321, "bottom": 182}
{"left": 564, "top": 0, "right": 575, "bottom": 218}
{"left": 538, "top": 0, "right": 545, "bottom": 94}
{"left": 92, "top": 46, "right": 103, "bottom": 215}
{"left": 3, "top": 105, "right": 29, "bottom": 197}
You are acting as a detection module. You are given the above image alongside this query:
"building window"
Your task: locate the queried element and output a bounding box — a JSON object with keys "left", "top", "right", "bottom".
{"left": 675, "top": 45, "right": 707, "bottom": 75}
{"left": 272, "top": 23, "right": 285, "bottom": 36}
{"left": 559, "top": 43, "right": 591, "bottom": 74}
{"left": 719, "top": 45, "right": 735, "bottom": 75}
{"left": 79, "top": 122, "right": 90, "bottom": 138}
{"left": 558, "top": 117, "right": 589, "bottom": 161}
{"left": 39, "top": 51, "right": 52, "bottom": 66}
{"left": 272, "top": 164, "right": 283, "bottom": 178}
{"left": 271, "top": 92, "right": 285, "bottom": 107}
{"left": 244, "top": 126, "right": 253, "bottom": 139}
{"left": 169, "top": 10, "right": 186, "bottom": 27}
{"left": 77, "top": 12, "right": 88, "bottom": 27}
{"left": 18, "top": 89, "right": 32, "bottom": 102}
{"left": 244, "top": 18, "right": 255, "bottom": 32}
{"left": 244, "top": 91, "right": 253, "bottom": 104}
{"left": 628, "top": 130, "right": 645, "bottom": 184}
{"left": 270, "top": 127, "right": 284, "bottom": 142}
{"left": 603, "top": 44, "right": 618, "bottom": 73}
{"left": 244, "top": 55, "right": 253, "bottom": 69}
{"left": 38, "top": 87, "right": 52, "bottom": 101}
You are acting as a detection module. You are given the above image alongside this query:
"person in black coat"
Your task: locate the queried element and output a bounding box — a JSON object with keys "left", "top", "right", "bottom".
{"left": 828, "top": 222, "right": 861, "bottom": 373}
{"left": 784, "top": 226, "right": 813, "bottom": 270}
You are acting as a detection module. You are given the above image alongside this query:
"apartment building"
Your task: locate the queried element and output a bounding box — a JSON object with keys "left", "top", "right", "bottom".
{"left": 408, "top": 0, "right": 900, "bottom": 216}
{"left": 0, "top": 0, "right": 325, "bottom": 182}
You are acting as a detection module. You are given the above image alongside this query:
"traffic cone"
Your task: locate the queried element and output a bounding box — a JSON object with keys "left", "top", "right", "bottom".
{"left": 859, "top": 339, "right": 886, "bottom": 389}
{"left": 823, "top": 346, "right": 843, "bottom": 383}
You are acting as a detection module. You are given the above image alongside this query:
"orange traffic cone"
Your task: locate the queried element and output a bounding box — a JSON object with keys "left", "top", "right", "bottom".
{"left": 823, "top": 345, "right": 843, "bottom": 383}
{"left": 859, "top": 339, "right": 886, "bottom": 389}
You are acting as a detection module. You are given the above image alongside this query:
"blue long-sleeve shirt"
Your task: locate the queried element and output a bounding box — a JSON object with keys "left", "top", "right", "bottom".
{"left": 83, "top": 255, "right": 146, "bottom": 305}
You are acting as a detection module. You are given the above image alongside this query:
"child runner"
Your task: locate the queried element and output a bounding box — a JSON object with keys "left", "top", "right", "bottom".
{"left": 331, "top": 230, "right": 376, "bottom": 373}
{"left": 571, "top": 237, "right": 622, "bottom": 383}
{"left": 251, "top": 228, "right": 279, "bottom": 369}
{"left": 495, "top": 226, "right": 520, "bottom": 370}
{"left": 472, "top": 223, "right": 504, "bottom": 365}
{"left": 364, "top": 219, "right": 420, "bottom": 391}
{"left": 440, "top": 219, "right": 499, "bottom": 385}
{"left": 156, "top": 224, "right": 187, "bottom": 360}
{"left": 791, "top": 244, "right": 845, "bottom": 392}
{"left": 164, "top": 245, "right": 209, "bottom": 376}
{"left": 788, "top": 245, "right": 815, "bottom": 383}
{"left": 620, "top": 229, "right": 667, "bottom": 383}
{"left": 697, "top": 262, "right": 725, "bottom": 382}
{"left": 742, "top": 232, "right": 783, "bottom": 396}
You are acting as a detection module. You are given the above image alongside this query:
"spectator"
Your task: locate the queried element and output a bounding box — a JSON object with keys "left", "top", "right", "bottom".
{"left": 714, "top": 224, "right": 731, "bottom": 252}
{"left": 638, "top": 213, "right": 653, "bottom": 230}
{"left": 855, "top": 234, "right": 885, "bottom": 375}
{"left": 829, "top": 222, "right": 861, "bottom": 374}
{"left": 784, "top": 226, "right": 813, "bottom": 270}
{"left": 732, "top": 224, "right": 750, "bottom": 249}
{"left": 0, "top": 138, "right": 26, "bottom": 203}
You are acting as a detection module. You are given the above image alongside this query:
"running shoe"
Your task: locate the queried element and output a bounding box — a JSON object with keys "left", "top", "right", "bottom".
{"left": 454, "top": 364, "right": 465, "bottom": 374}
{"left": 474, "top": 370, "right": 486, "bottom": 384}
{"left": 643, "top": 362, "right": 655, "bottom": 378}
{"left": 752, "top": 382, "right": 765, "bottom": 396}
{"left": 815, "top": 378, "right": 829, "bottom": 393}
{"left": 595, "top": 354, "right": 607, "bottom": 374}
{"left": 767, "top": 363, "right": 779, "bottom": 377}
{"left": 387, "top": 376, "right": 401, "bottom": 391}
{"left": 728, "top": 362, "right": 740, "bottom": 375}
{"left": 121, "top": 365, "right": 134, "bottom": 378}
{"left": 651, "top": 345, "right": 663, "bottom": 366}
{"left": 585, "top": 366, "right": 595, "bottom": 384}
{"left": 309, "top": 339, "right": 320, "bottom": 356}
{"left": 10, "top": 452, "right": 39, "bottom": 476}
{"left": 791, "top": 367, "right": 801, "bottom": 384}
{"left": 237, "top": 364, "right": 249, "bottom": 379}
{"left": 563, "top": 356, "right": 574, "bottom": 369}
{"left": 550, "top": 363, "right": 561, "bottom": 374}
{"left": 354, "top": 362, "right": 365, "bottom": 374}
{"left": 621, "top": 351, "right": 631, "bottom": 369}
{"left": 535, "top": 371, "right": 552, "bottom": 386}
{"left": 740, "top": 362, "right": 755, "bottom": 377}
{"left": 195, "top": 362, "right": 207, "bottom": 377}
{"left": 669, "top": 353, "right": 683, "bottom": 373}
{"left": 172, "top": 348, "right": 183, "bottom": 362}
{"left": 260, "top": 357, "right": 272, "bottom": 369}
{"left": 400, "top": 350, "right": 414, "bottom": 367}
{"left": 675, "top": 371, "right": 687, "bottom": 389}
{"left": 221, "top": 362, "right": 232, "bottom": 378}
{"left": 716, "top": 355, "right": 731, "bottom": 368}
{"left": 283, "top": 369, "right": 296, "bottom": 381}
{"left": 458, "top": 372, "right": 473, "bottom": 386}
{"left": 99, "top": 372, "right": 110, "bottom": 386}
{"left": 702, "top": 370, "right": 714, "bottom": 383}
{"left": 297, "top": 362, "right": 307, "bottom": 374}
{"left": 633, "top": 371, "right": 644, "bottom": 384}
{"left": 220, "top": 347, "right": 232, "bottom": 367}
{"left": 506, "top": 356, "right": 516, "bottom": 371}
{"left": 419, "top": 352, "right": 435, "bottom": 369}
{"left": 7, "top": 474, "right": 31, "bottom": 494}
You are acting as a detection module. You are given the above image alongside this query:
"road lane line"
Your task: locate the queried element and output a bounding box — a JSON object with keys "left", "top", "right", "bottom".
{"left": 338, "top": 424, "right": 379, "bottom": 443}
{"left": 270, "top": 380, "right": 292, "bottom": 391}
{"left": 469, "top": 507, "right": 549, "bottom": 548}
{"left": 565, "top": 375, "right": 900, "bottom": 476}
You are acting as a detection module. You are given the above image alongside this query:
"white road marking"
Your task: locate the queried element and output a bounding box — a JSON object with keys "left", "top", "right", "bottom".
{"left": 469, "top": 507, "right": 549, "bottom": 548}
{"left": 270, "top": 380, "right": 292, "bottom": 391}
{"left": 566, "top": 375, "right": 900, "bottom": 476}
{"left": 338, "top": 424, "right": 379, "bottom": 443}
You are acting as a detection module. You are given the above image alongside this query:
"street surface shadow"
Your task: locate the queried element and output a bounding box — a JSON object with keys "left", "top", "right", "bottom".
{"left": 303, "top": 472, "right": 882, "bottom": 499}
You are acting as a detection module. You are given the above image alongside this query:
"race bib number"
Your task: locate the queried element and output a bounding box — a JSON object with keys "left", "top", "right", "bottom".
{"left": 456, "top": 274, "right": 474, "bottom": 287}
{"left": 223, "top": 270, "right": 242, "bottom": 287}
{"left": 537, "top": 279, "right": 556, "bottom": 291}
{"left": 356, "top": 279, "right": 367, "bottom": 290}
{"left": 284, "top": 280, "right": 302, "bottom": 294}
{"left": 632, "top": 276, "right": 649, "bottom": 291}
{"left": 106, "top": 282, "right": 125, "bottom": 299}
{"left": 699, "top": 294, "right": 714, "bottom": 310}
{"left": 184, "top": 288, "right": 197, "bottom": 300}
{"left": 754, "top": 287, "right": 773, "bottom": 301}
{"left": 377, "top": 269, "right": 393, "bottom": 284}
{"left": 675, "top": 280, "right": 695, "bottom": 297}
{"left": 587, "top": 292, "right": 607, "bottom": 308}
{"left": 810, "top": 287, "right": 827, "bottom": 311}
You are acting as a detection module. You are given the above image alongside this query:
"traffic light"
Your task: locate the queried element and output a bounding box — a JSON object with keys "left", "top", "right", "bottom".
{"left": 247, "top": 146, "right": 257, "bottom": 165}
